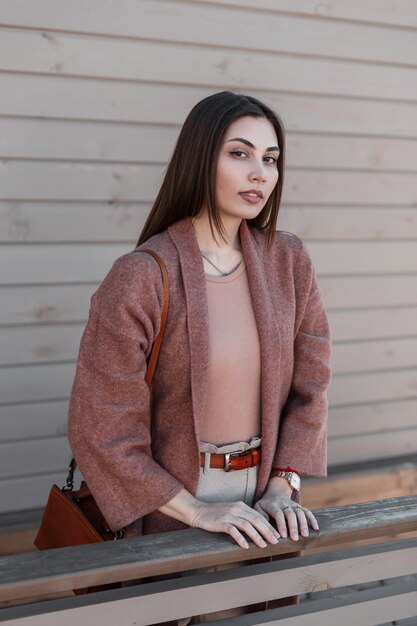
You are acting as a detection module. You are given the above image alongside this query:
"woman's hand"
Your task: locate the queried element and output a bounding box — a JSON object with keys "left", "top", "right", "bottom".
{"left": 190, "top": 500, "right": 281, "bottom": 550}
{"left": 253, "top": 479, "right": 319, "bottom": 542}
{"left": 158, "top": 487, "right": 279, "bottom": 549}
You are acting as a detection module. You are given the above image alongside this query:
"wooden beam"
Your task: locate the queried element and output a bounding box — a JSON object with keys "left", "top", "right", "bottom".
{"left": 0, "top": 495, "right": 417, "bottom": 603}
{"left": 1, "top": 538, "right": 416, "bottom": 624}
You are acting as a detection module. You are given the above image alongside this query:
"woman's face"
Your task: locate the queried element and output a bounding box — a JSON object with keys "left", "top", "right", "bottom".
{"left": 214, "top": 115, "right": 280, "bottom": 222}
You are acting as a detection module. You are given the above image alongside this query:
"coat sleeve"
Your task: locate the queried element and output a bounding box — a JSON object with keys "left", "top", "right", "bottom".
{"left": 68, "top": 252, "right": 184, "bottom": 531}
{"left": 273, "top": 240, "right": 332, "bottom": 477}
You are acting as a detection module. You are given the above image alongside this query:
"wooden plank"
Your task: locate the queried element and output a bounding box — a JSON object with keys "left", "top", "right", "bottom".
{"left": 0, "top": 499, "right": 417, "bottom": 603}
{"left": 303, "top": 466, "right": 417, "bottom": 509}
{"left": 2, "top": 162, "right": 417, "bottom": 205}
{"left": 0, "top": 324, "right": 84, "bottom": 366}
{"left": 331, "top": 338, "right": 417, "bottom": 375}
{"left": 0, "top": 363, "right": 75, "bottom": 404}
{"left": 280, "top": 207, "right": 417, "bottom": 241}
{"left": 328, "top": 399, "right": 417, "bottom": 437}
{"left": 0, "top": 437, "right": 71, "bottom": 480}
{"left": 2, "top": 242, "right": 417, "bottom": 285}
{"left": 281, "top": 172, "right": 417, "bottom": 207}
{"left": 3, "top": 325, "right": 417, "bottom": 372}
{"left": 3, "top": 119, "right": 417, "bottom": 172}
{"left": 0, "top": 202, "right": 147, "bottom": 244}
{"left": 328, "top": 428, "right": 417, "bottom": 465}
{"left": 328, "top": 307, "right": 417, "bottom": 341}
{"left": 187, "top": 0, "right": 417, "bottom": 29}
{"left": 0, "top": 161, "right": 164, "bottom": 201}
{"left": 329, "top": 368, "right": 417, "bottom": 406}
{"left": 2, "top": 203, "right": 416, "bottom": 244}
{"left": 0, "top": 119, "right": 179, "bottom": 163}
{"left": 1, "top": 276, "right": 416, "bottom": 328}
{"left": 1, "top": 27, "right": 417, "bottom": 102}
{"left": 320, "top": 275, "right": 417, "bottom": 309}
{"left": 3, "top": 548, "right": 417, "bottom": 626}
{"left": 0, "top": 285, "right": 96, "bottom": 325}
{"left": 0, "top": 0, "right": 416, "bottom": 64}
{"left": 0, "top": 472, "right": 72, "bottom": 515}
{"left": 2, "top": 540, "right": 416, "bottom": 626}
{"left": 0, "top": 400, "right": 68, "bottom": 441}
{"left": 0, "top": 244, "right": 128, "bottom": 285}
{"left": 1, "top": 74, "right": 417, "bottom": 138}
{"left": 0, "top": 344, "right": 416, "bottom": 408}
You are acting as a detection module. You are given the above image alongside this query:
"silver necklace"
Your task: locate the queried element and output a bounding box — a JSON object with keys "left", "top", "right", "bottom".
{"left": 200, "top": 252, "right": 242, "bottom": 276}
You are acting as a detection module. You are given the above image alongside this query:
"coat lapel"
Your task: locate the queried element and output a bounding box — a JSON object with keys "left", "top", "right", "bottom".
{"left": 239, "top": 220, "right": 283, "bottom": 490}
{"left": 168, "top": 218, "right": 210, "bottom": 446}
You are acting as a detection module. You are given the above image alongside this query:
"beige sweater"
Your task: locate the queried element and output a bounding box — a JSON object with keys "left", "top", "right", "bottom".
{"left": 68, "top": 217, "right": 332, "bottom": 536}
{"left": 202, "top": 259, "right": 261, "bottom": 445}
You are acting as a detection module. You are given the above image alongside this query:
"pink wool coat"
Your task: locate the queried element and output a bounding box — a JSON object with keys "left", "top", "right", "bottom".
{"left": 68, "top": 216, "right": 332, "bottom": 536}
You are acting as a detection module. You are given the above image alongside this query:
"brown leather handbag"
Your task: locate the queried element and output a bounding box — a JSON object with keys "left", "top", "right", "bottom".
{"left": 34, "top": 249, "right": 169, "bottom": 594}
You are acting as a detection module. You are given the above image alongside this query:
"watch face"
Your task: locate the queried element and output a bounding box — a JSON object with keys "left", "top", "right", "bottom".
{"left": 289, "top": 472, "right": 301, "bottom": 491}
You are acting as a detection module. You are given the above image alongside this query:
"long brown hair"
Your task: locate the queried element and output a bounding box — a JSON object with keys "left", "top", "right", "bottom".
{"left": 137, "top": 91, "right": 285, "bottom": 247}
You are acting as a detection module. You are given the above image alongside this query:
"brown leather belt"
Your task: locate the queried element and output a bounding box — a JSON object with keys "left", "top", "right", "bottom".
{"left": 199, "top": 448, "right": 261, "bottom": 472}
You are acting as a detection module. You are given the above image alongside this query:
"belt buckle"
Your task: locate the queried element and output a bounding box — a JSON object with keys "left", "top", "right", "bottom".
{"left": 224, "top": 450, "right": 246, "bottom": 472}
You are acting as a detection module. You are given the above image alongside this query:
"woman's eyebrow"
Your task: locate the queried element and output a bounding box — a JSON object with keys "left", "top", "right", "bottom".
{"left": 225, "top": 137, "right": 280, "bottom": 152}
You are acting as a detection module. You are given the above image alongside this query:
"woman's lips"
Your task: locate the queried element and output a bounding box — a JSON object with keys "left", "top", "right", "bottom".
{"left": 239, "top": 192, "right": 263, "bottom": 205}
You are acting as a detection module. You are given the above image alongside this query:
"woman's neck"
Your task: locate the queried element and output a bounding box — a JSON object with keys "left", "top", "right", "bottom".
{"left": 191, "top": 212, "right": 243, "bottom": 275}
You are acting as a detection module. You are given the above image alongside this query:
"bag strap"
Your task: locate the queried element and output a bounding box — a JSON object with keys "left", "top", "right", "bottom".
{"left": 65, "top": 249, "right": 169, "bottom": 488}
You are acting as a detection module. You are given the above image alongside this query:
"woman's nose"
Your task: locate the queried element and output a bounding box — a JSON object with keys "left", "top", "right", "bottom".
{"left": 250, "top": 165, "right": 267, "bottom": 182}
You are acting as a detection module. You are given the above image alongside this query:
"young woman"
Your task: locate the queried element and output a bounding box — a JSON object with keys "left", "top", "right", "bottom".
{"left": 68, "top": 91, "right": 332, "bottom": 618}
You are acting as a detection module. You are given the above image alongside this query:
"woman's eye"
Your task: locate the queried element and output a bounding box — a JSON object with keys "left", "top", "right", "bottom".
{"left": 230, "top": 150, "right": 248, "bottom": 159}
{"left": 264, "top": 156, "right": 278, "bottom": 165}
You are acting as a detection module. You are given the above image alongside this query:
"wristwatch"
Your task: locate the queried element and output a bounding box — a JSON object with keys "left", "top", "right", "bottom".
{"left": 271, "top": 470, "right": 301, "bottom": 492}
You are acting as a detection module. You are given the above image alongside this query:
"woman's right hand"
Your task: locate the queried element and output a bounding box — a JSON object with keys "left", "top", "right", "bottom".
{"left": 190, "top": 500, "right": 280, "bottom": 549}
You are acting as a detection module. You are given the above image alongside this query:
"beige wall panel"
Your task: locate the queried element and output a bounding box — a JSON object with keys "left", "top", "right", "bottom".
{"left": 0, "top": 244, "right": 129, "bottom": 285}
{"left": 308, "top": 242, "right": 417, "bottom": 275}
{"left": 328, "top": 399, "right": 417, "bottom": 438}
{"left": 190, "top": 0, "right": 417, "bottom": 28}
{"left": 328, "top": 369, "right": 417, "bottom": 406}
{"left": 0, "top": 285, "right": 96, "bottom": 325}
{"left": 2, "top": 397, "right": 415, "bottom": 443}
{"left": 0, "top": 472, "right": 68, "bottom": 513}
{"left": 331, "top": 338, "right": 417, "bottom": 375}
{"left": 328, "top": 428, "right": 417, "bottom": 465}
{"left": 279, "top": 207, "right": 417, "bottom": 241}
{"left": 0, "top": 325, "right": 84, "bottom": 367}
{"left": 2, "top": 324, "right": 417, "bottom": 373}
{"left": 3, "top": 119, "right": 417, "bottom": 171}
{"left": 1, "top": 1, "right": 415, "bottom": 64}
{"left": 282, "top": 171, "right": 417, "bottom": 206}
{"left": 2, "top": 163, "right": 416, "bottom": 205}
{"left": 2, "top": 203, "right": 416, "bottom": 244}
{"left": 2, "top": 362, "right": 416, "bottom": 407}
{"left": 320, "top": 276, "right": 417, "bottom": 309}
{"left": 0, "top": 437, "right": 71, "bottom": 480}
{"left": 0, "top": 118, "right": 180, "bottom": 162}
{"left": 1, "top": 277, "right": 416, "bottom": 328}
{"left": 0, "top": 400, "right": 68, "bottom": 441}
{"left": 328, "top": 307, "right": 417, "bottom": 342}
{"left": 0, "top": 363, "right": 75, "bottom": 404}
{"left": 0, "top": 202, "right": 146, "bottom": 244}
{"left": 0, "top": 162, "right": 164, "bottom": 201}
{"left": 1, "top": 30, "right": 416, "bottom": 102}
{"left": 2, "top": 74, "right": 416, "bottom": 138}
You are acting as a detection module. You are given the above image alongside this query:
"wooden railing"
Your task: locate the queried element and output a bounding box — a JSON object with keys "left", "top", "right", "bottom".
{"left": 0, "top": 495, "right": 417, "bottom": 625}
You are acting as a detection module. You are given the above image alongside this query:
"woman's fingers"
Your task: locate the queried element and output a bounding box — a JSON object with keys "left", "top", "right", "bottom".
{"left": 304, "top": 508, "right": 320, "bottom": 531}
{"left": 194, "top": 501, "right": 280, "bottom": 549}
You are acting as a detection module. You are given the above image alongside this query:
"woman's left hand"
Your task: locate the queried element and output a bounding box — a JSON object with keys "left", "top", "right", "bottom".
{"left": 253, "top": 482, "right": 319, "bottom": 542}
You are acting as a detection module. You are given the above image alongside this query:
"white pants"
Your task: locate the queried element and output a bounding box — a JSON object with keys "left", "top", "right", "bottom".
{"left": 178, "top": 436, "right": 262, "bottom": 625}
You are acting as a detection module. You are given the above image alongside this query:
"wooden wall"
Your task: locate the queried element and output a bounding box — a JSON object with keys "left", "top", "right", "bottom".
{"left": 0, "top": 0, "right": 416, "bottom": 513}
